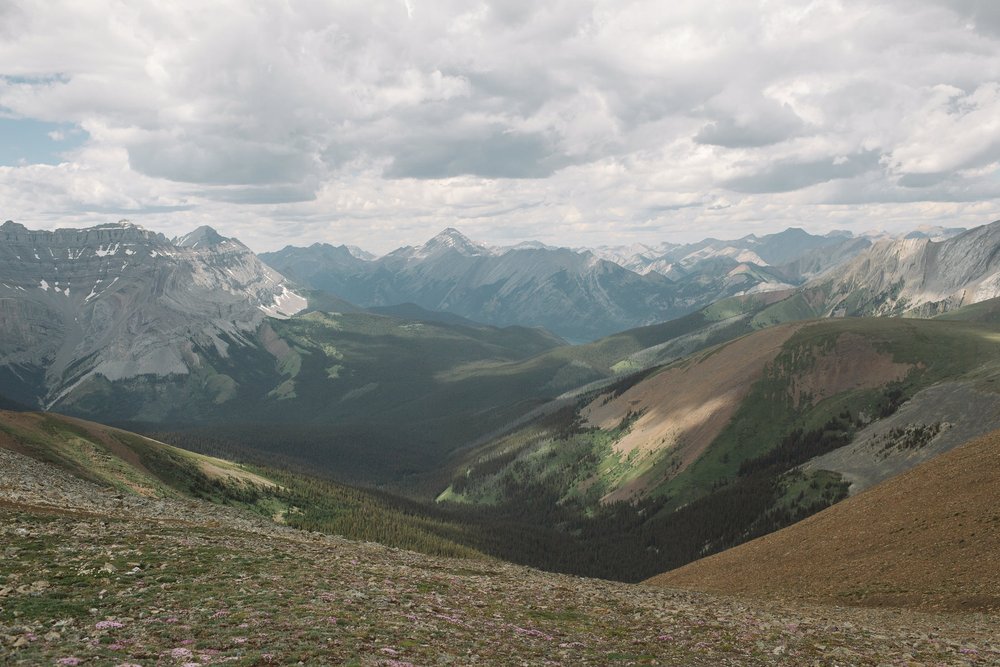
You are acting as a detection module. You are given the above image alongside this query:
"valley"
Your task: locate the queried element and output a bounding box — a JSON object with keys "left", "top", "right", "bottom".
{"left": 4, "top": 218, "right": 1000, "bottom": 664}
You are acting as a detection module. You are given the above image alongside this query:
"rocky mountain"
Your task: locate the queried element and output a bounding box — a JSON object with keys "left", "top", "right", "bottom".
{"left": 261, "top": 228, "right": 812, "bottom": 341}
{"left": 807, "top": 220, "right": 1000, "bottom": 317}
{"left": 0, "top": 220, "right": 306, "bottom": 409}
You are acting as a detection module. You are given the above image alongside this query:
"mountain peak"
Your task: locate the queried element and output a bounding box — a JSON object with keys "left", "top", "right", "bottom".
{"left": 174, "top": 225, "right": 230, "bottom": 249}
{"left": 431, "top": 227, "right": 472, "bottom": 243}
{"left": 1, "top": 220, "right": 26, "bottom": 232}
{"left": 418, "top": 227, "right": 489, "bottom": 257}
{"left": 92, "top": 219, "right": 147, "bottom": 232}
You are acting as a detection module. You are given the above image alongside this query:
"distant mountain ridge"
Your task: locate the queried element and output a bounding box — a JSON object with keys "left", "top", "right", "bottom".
{"left": 261, "top": 226, "right": 862, "bottom": 340}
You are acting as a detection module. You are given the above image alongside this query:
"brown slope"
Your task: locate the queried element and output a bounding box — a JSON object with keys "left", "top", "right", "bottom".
{"left": 581, "top": 323, "right": 803, "bottom": 503}
{"left": 646, "top": 428, "right": 1000, "bottom": 611}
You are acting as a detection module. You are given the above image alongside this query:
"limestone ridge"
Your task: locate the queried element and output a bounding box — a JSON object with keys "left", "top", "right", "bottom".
{"left": 0, "top": 220, "right": 306, "bottom": 409}
{"left": 810, "top": 220, "right": 1000, "bottom": 316}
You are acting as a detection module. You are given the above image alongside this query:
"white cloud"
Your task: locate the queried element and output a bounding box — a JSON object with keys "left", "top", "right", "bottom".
{"left": 0, "top": 0, "right": 998, "bottom": 252}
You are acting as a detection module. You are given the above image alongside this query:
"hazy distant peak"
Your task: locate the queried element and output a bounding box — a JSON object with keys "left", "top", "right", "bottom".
{"left": 92, "top": 219, "right": 145, "bottom": 231}
{"left": 174, "top": 225, "right": 230, "bottom": 248}
{"left": 345, "top": 245, "right": 376, "bottom": 261}
{"left": 502, "top": 240, "right": 560, "bottom": 252}
{"left": 417, "top": 227, "right": 491, "bottom": 257}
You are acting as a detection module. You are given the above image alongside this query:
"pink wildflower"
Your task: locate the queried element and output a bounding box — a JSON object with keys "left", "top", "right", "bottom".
{"left": 56, "top": 659, "right": 82, "bottom": 666}
{"left": 169, "top": 647, "right": 193, "bottom": 659}
{"left": 96, "top": 620, "right": 125, "bottom": 630}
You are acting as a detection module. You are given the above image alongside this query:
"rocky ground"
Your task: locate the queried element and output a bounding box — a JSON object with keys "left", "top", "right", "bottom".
{"left": 1, "top": 448, "right": 998, "bottom": 666}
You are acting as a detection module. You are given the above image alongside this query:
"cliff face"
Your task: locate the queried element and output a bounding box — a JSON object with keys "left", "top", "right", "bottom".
{"left": 0, "top": 220, "right": 305, "bottom": 408}
{"left": 812, "top": 220, "right": 1000, "bottom": 317}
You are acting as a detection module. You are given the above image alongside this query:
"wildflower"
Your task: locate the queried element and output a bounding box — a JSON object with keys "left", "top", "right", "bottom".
{"left": 170, "top": 647, "right": 194, "bottom": 659}
{"left": 95, "top": 620, "right": 125, "bottom": 630}
{"left": 56, "top": 659, "right": 82, "bottom": 666}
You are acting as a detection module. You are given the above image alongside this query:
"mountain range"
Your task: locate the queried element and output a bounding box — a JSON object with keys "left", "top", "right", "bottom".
{"left": 3, "top": 218, "right": 1000, "bottom": 489}
{"left": 259, "top": 224, "right": 986, "bottom": 341}
{"left": 260, "top": 226, "right": 860, "bottom": 341}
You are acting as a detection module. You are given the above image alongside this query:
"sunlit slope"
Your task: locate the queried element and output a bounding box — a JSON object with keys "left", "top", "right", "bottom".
{"left": 0, "top": 410, "right": 274, "bottom": 498}
{"left": 0, "top": 410, "right": 481, "bottom": 559}
{"left": 438, "top": 317, "right": 1000, "bottom": 579}
{"left": 448, "top": 318, "right": 1000, "bottom": 506}
{"left": 647, "top": 427, "right": 1000, "bottom": 612}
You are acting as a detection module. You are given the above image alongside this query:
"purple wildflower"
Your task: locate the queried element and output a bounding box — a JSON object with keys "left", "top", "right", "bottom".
{"left": 95, "top": 620, "right": 125, "bottom": 630}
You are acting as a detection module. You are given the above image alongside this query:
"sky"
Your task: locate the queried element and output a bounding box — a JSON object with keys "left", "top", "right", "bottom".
{"left": 1, "top": 0, "right": 1000, "bottom": 254}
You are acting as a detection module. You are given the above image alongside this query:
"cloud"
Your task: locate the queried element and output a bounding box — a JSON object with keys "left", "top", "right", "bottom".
{"left": 0, "top": 0, "right": 997, "bottom": 251}
{"left": 694, "top": 96, "right": 809, "bottom": 148}
{"left": 385, "top": 128, "right": 567, "bottom": 179}
{"left": 724, "top": 151, "right": 883, "bottom": 194}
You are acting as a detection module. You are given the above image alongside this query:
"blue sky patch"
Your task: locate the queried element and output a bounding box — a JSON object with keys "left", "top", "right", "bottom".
{"left": 0, "top": 117, "right": 88, "bottom": 166}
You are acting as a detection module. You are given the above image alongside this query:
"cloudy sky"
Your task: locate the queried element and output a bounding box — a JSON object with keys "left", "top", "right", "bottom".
{"left": 1, "top": 0, "right": 999, "bottom": 253}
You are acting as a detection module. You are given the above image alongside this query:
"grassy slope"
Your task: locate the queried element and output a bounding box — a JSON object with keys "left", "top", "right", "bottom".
{"left": 4, "top": 502, "right": 994, "bottom": 666}
{"left": 0, "top": 410, "right": 481, "bottom": 559}
{"left": 934, "top": 294, "right": 1000, "bottom": 323}
{"left": 647, "top": 426, "right": 1000, "bottom": 612}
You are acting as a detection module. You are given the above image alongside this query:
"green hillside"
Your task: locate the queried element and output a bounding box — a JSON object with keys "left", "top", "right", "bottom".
{"left": 436, "top": 316, "right": 1000, "bottom": 579}
{"left": 0, "top": 410, "right": 480, "bottom": 559}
